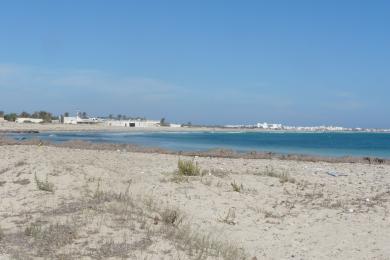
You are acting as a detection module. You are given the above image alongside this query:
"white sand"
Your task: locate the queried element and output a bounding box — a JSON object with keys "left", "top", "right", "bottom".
{"left": 0, "top": 144, "right": 389, "bottom": 259}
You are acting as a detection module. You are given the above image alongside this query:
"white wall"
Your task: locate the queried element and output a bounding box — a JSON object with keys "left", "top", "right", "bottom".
{"left": 105, "top": 120, "right": 160, "bottom": 127}
{"left": 63, "top": 117, "right": 78, "bottom": 124}
{"left": 15, "top": 118, "right": 43, "bottom": 124}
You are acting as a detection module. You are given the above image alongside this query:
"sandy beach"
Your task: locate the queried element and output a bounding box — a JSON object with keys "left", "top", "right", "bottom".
{"left": 0, "top": 122, "right": 232, "bottom": 133}
{"left": 1, "top": 143, "right": 389, "bottom": 259}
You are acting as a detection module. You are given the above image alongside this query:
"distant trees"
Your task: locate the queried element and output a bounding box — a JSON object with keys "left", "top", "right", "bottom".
{"left": 0, "top": 110, "right": 61, "bottom": 123}
{"left": 64, "top": 112, "right": 69, "bottom": 117}
{"left": 182, "top": 122, "right": 192, "bottom": 127}
{"left": 31, "top": 111, "right": 53, "bottom": 123}
{"left": 160, "top": 117, "right": 170, "bottom": 126}
{"left": 19, "top": 111, "right": 31, "bottom": 118}
{"left": 81, "top": 112, "right": 88, "bottom": 119}
{"left": 4, "top": 113, "right": 17, "bottom": 122}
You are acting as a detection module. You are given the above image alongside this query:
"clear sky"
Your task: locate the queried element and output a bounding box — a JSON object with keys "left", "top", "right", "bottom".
{"left": 0, "top": 0, "right": 389, "bottom": 128}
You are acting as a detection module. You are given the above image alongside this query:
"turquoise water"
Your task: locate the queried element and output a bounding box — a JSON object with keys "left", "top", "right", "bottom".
{"left": 8, "top": 131, "right": 390, "bottom": 158}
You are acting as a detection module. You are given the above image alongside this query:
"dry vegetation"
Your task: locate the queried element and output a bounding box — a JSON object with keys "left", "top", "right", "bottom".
{"left": 34, "top": 173, "right": 55, "bottom": 192}
{"left": 1, "top": 167, "right": 247, "bottom": 259}
{"left": 177, "top": 159, "right": 201, "bottom": 176}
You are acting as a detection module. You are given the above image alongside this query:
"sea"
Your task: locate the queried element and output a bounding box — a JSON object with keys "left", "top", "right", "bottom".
{"left": 7, "top": 131, "right": 390, "bottom": 158}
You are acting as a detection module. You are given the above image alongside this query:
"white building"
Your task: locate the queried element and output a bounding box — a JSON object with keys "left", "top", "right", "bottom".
{"left": 0, "top": 117, "right": 4, "bottom": 122}
{"left": 257, "top": 122, "right": 283, "bottom": 129}
{"left": 105, "top": 120, "right": 160, "bottom": 127}
{"left": 63, "top": 116, "right": 101, "bottom": 124}
{"left": 63, "top": 117, "right": 78, "bottom": 124}
{"left": 169, "top": 123, "right": 182, "bottom": 128}
{"left": 16, "top": 118, "right": 44, "bottom": 124}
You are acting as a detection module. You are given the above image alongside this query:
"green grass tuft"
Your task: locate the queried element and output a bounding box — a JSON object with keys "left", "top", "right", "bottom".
{"left": 177, "top": 159, "right": 201, "bottom": 176}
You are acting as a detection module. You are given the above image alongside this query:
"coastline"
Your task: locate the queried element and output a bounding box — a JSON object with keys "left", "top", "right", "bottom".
{"left": 1, "top": 122, "right": 389, "bottom": 134}
{"left": 1, "top": 136, "right": 388, "bottom": 165}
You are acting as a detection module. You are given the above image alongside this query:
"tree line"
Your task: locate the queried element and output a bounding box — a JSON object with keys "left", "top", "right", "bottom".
{"left": 0, "top": 110, "right": 57, "bottom": 123}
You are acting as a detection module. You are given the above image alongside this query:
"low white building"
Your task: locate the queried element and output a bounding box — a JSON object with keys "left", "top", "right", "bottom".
{"left": 0, "top": 117, "right": 4, "bottom": 122}
{"left": 63, "top": 117, "right": 78, "bottom": 124}
{"left": 63, "top": 116, "right": 102, "bottom": 124}
{"left": 16, "top": 118, "right": 44, "bottom": 124}
{"left": 169, "top": 123, "right": 182, "bottom": 128}
{"left": 105, "top": 120, "right": 160, "bottom": 127}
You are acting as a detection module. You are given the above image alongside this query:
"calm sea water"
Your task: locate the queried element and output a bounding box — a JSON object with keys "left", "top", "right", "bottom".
{"left": 8, "top": 131, "right": 390, "bottom": 158}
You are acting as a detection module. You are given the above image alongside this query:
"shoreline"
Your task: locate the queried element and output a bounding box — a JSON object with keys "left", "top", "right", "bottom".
{"left": 1, "top": 122, "right": 389, "bottom": 134}
{"left": 1, "top": 136, "right": 388, "bottom": 165}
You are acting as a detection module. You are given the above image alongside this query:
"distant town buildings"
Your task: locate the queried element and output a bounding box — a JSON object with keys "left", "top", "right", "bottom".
{"left": 224, "top": 122, "right": 368, "bottom": 132}
{"left": 257, "top": 122, "right": 282, "bottom": 129}
{"left": 1, "top": 110, "right": 389, "bottom": 132}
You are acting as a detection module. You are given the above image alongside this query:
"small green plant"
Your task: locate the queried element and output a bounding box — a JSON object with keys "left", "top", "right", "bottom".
{"left": 25, "top": 223, "right": 42, "bottom": 238}
{"left": 161, "top": 208, "right": 184, "bottom": 227}
{"left": 278, "top": 172, "right": 296, "bottom": 184}
{"left": 177, "top": 159, "right": 201, "bottom": 176}
{"left": 231, "top": 181, "right": 243, "bottom": 192}
{"left": 257, "top": 166, "right": 296, "bottom": 184}
{"left": 34, "top": 173, "right": 54, "bottom": 192}
{"left": 218, "top": 207, "right": 237, "bottom": 225}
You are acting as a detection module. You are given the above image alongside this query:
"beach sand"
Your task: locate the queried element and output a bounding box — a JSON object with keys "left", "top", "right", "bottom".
{"left": 1, "top": 144, "right": 389, "bottom": 259}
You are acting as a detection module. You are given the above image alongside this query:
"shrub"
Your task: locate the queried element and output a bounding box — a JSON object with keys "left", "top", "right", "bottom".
{"left": 34, "top": 173, "right": 54, "bottom": 192}
{"left": 177, "top": 159, "right": 201, "bottom": 176}
{"left": 0, "top": 225, "right": 4, "bottom": 241}
{"left": 231, "top": 181, "right": 244, "bottom": 192}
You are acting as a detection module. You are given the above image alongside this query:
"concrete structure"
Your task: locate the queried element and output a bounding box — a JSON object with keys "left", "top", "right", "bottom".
{"left": 15, "top": 118, "right": 44, "bottom": 124}
{"left": 63, "top": 117, "right": 78, "bottom": 124}
{"left": 63, "top": 116, "right": 102, "bottom": 124}
{"left": 169, "top": 123, "right": 182, "bottom": 128}
{"left": 105, "top": 120, "right": 160, "bottom": 127}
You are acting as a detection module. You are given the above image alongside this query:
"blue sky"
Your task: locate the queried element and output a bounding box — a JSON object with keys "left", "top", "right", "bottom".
{"left": 0, "top": 0, "right": 389, "bottom": 127}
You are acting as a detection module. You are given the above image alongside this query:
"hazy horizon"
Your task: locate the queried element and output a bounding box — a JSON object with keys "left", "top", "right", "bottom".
{"left": 1, "top": 1, "right": 389, "bottom": 128}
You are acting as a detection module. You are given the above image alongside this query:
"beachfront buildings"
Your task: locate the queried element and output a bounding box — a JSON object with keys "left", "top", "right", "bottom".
{"left": 63, "top": 115, "right": 102, "bottom": 124}
{"left": 62, "top": 112, "right": 180, "bottom": 128}
{"left": 105, "top": 119, "right": 160, "bottom": 127}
